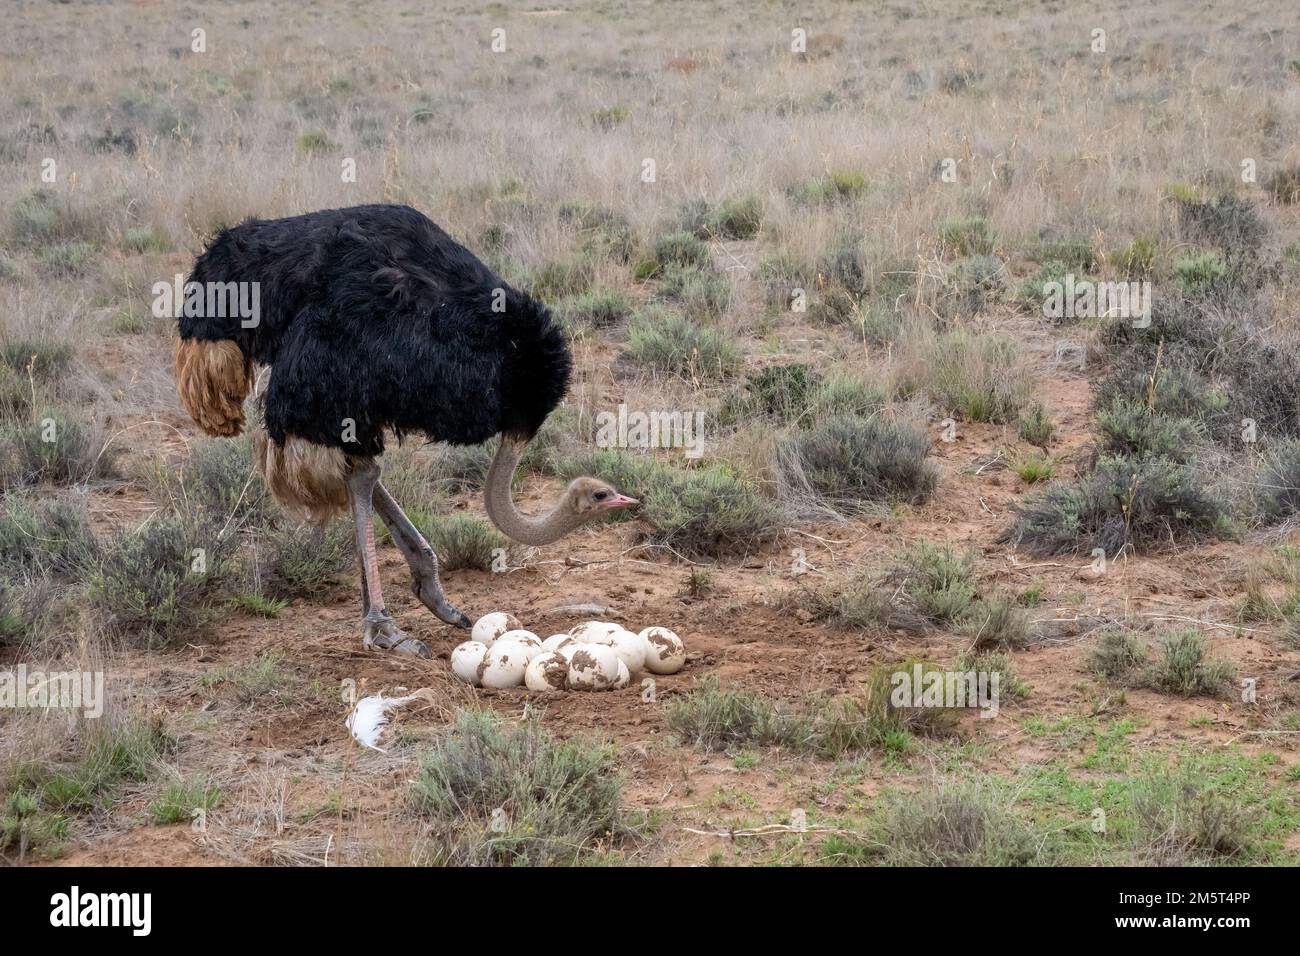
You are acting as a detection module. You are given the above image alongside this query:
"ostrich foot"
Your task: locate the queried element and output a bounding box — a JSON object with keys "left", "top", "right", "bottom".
{"left": 361, "top": 610, "right": 431, "bottom": 659}
{"left": 412, "top": 577, "right": 472, "bottom": 629}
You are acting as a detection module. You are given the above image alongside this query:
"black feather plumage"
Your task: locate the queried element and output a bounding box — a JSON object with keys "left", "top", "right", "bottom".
{"left": 179, "top": 204, "right": 570, "bottom": 456}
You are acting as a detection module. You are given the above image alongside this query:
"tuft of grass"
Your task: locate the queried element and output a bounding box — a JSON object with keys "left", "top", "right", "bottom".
{"left": 958, "top": 597, "right": 1031, "bottom": 650}
{"left": 590, "top": 105, "right": 629, "bottom": 129}
{"left": 938, "top": 215, "right": 995, "bottom": 256}
{"left": 657, "top": 265, "right": 733, "bottom": 321}
{"left": 1017, "top": 404, "right": 1055, "bottom": 448}
{"left": 1173, "top": 250, "right": 1228, "bottom": 291}
{"left": 228, "top": 592, "right": 289, "bottom": 618}
{"left": 854, "top": 781, "right": 1042, "bottom": 866}
{"left": 1129, "top": 762, "right": 1256, "bottom": 864}
{"left": 955, "top": 649, "right": 1029, "bottom": 701}
{"left": 261, "top": 520, "right": 353, "bottom": 597}
{"left": 153, "top": 434, "right": 268, "bottom": 530}
{"left": 555, "top": 288, "right": 635, "bottom": 331}
{"left": 777, "top": 415, "right": 937, "bottom": 511}
{"left": 625, "top": 308, "right": 740, "bottom": 381}
{"left": 0, "top": 407, "right": 114, "bottom": 491}
{"left": 1256, "top": 438, "right": 1300, "bottom": 523}
{"left": 296, "top": 130, "right": 334, "bottom": 154}
{"left": 1011, "top": 452, "right": 1054, "bottom": 483}
{"left": 664, "top": 676, "right": 814, "bottom": 753}
{"left": 38, "top": 241, "right": 96, "bottom": 277}
{"left": 787, "top": 170, "right": 867, "bottom": 204}
{"left": 1004, "top": 455, "right": 1232, "bottom": 556}
{"left": 5, "top": 714, "right": 172, "bottom": 854}
{"left": 1144, "top": 628, "right": 1234, "bottom": 696}
{"left": 909, "top": 329, "right": 1030, "bottom": 424}
{"left": 1089, "top": 628, "right": 1148, "bottom": 681}
{"left": 91, "top": 512, "right": 237, "bottom": 649}
{"left": 635, "top": 231, "right": 710, "bottom": 278}
{"left": 678, "top": 194, "right": 764, "bottom": 240}
{"left": 149, "top": 777, "right": 222, "bottom": 825}
{"left": 420, "top": 513, "right": 509, "bottom": 571}
{"left": 410, "top": 709, "right": 636, "bottom": 866}
{"left": 835, "top": 541, "right": 978, "bottom": 632}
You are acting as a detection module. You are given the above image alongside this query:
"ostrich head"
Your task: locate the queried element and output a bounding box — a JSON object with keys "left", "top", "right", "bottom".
{"left": 485, "top": 438, "right": 639, "bottom": 545}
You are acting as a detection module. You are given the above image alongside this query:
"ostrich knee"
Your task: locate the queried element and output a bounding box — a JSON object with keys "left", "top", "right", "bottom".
{"left": 371, "top": 481, "right": 471, "bottom": 629}
{"left": 346, "top": 459, "right": 432, "bottom": 657}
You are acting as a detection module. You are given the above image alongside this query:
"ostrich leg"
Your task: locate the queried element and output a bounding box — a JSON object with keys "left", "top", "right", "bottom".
{"left": 346, "top": 459, "right": 431, "bottom": 658}
{"left": 371, "top": 482, "right": 472, "bottom": 628}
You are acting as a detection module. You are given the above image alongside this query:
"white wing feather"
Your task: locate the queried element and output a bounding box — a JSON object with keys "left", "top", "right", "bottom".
{"left": 345, "top": 689, "right": 435, "bottom": 752}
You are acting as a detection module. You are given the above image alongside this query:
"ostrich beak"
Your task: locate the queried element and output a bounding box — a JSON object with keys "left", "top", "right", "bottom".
{"left": 603, "top": 493, "right": 639, "bottom": 510}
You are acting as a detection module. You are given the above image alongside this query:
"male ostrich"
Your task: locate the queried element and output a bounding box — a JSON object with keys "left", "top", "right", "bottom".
{"left": 174, "top": 204, "right": 638, "bottom": 658}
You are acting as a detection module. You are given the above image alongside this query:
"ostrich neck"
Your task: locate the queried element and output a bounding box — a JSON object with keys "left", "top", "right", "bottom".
{"left": 484, "top": 437, "right": 584, "bottom": 546}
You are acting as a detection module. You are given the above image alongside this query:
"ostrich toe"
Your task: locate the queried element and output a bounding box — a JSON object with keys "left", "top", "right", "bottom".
{"left": 412, "top": 577, "right": 472, "bottom": 629}
{"left": 361, "top": 611, "right": 432, "bottom": 659}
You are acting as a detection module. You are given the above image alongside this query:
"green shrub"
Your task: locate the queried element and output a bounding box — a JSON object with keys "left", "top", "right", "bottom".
{"left": 657, "top": 265, "right": 732, "bottom": 320}
{"left": 1145, "top": 628, "right": 1234, "bottom": 696}
{"left": 1129, "top": 761, "right": 1256, "bottom": 864}
{"left": 555, "top": 289, "right": 635, "bottom": 330}
{"left": 899, "top": 542, "right": 978, "bottom": 623}
{"left": 149, "top": 777, "right": 221, "bottom": 825}
{"left": 1004, "top": 455, "right": 1232, "bottom": 555}
{"left": 1266, "top": 165, "right": 1300, "bottom": 205}
{"left": 778, "top": 415, "right": 937, "bottom": 510}
{"left": 1011, "top": 452, "right": 1054, "bottom": 483}
{"left": 38, "top": 242, "right": 96, "bottom": 277}
{"left": 938, "top": 254, "right": 1003, "bottom": 316}
{"left": 91, "top": 513, "right": 237, "bottom": 648}
{"left": 421, "top": 513, "right": 509, "bottom": 571}
{"left": 717, "top": 364, "right": 821, "bottom": 425}
{"left": 625, "top": 308, "right": 739, "bottom": 381}
{"left": 157, "top": 435, "right": 268, "bottom": 529}
{"left": 787, "top": 170, "right": 867, "bottom": 204}
{"left": 645, "top": 231, "right": 710, "bottom": 274}
{"left": 1096, "top": 400, "right": 1202, "bottom": 462}
{"left": 1256, "top": 438, "right": 1300, "bottom": 522}
{"left": 262, "top": 520, "right": 353, "bottom": 596}
{"left": 917, "top": 330, "right": 1030, "bottom": 423}
{"left": 665, "top": 676, "right": 814, "bottom": 752}
{"left": 0, "top": 492, "right": 97, "bottom": 576}
{"left": 938, "top": 216, "right": 995, "bottom": 256}
{"left": 590, "top": 105, "right": 628, "bottom": 129}
{"left": 1017, "top": 404, "right": 1055, "bottom": 448}
{"left": 1173, "top": 251, "right": 1228, "bottom": 291}
{"left": 959, "top": 597, "right": 1030, "bottom": 649}
{"left": 531, "top": 252, "right": 597, "bottom": 300}
{"left": 0, "top": 407, "right": 113, "bottom": 490}
{"left": 1089, "top": 628, "right": 1147, "bottom": 680}
{"left": 1031, "top": 236, "right": 1095, "bottom": 271}
{"left": 296, "top": 130, "right": 334, "bottom": 154}
{"left": 679, "top": 194, "right": 764, "bottom": 240}
{"left": 640, "top": 464, "right": 782, "bottom": 558}
{"left": 866, "top": 781, "right": 1041, "bottom": 866}
{"left": 410, "top": 709, "right": 632, "bottom": 866}
{"left": 1, "top": 337, "right": 74, "bottom": 380}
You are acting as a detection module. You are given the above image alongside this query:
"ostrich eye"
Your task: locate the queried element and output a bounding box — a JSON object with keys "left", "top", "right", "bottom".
{"left": 593, "top": 491, "right": 608, "bottom": 501}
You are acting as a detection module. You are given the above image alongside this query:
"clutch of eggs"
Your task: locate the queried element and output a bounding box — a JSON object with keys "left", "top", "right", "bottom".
{"left": 451, "top": 614, "right": 685, "bottom": 690}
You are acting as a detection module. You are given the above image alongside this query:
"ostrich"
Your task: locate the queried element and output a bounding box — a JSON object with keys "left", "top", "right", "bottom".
{"left": 174, "top": 204, "right": 638, "bottom": 658}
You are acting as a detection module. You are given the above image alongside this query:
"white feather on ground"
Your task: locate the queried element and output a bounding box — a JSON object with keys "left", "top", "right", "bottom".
{"left": 346, "top": 688, "right": 436, "bottom": 752}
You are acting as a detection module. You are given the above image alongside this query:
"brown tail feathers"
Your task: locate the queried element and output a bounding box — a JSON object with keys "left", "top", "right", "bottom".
{"left": 174, "top": 338, "right": 253, "bottom": 437}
